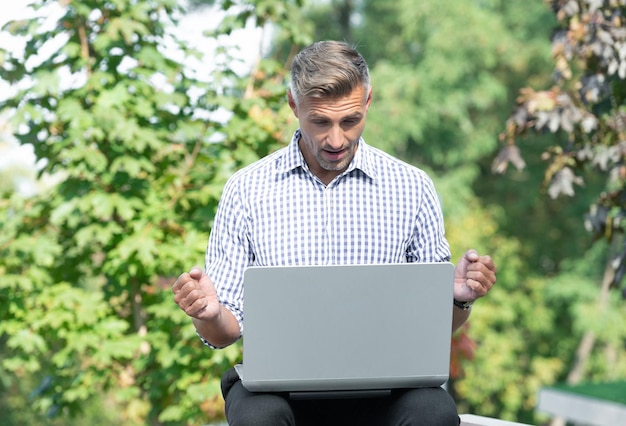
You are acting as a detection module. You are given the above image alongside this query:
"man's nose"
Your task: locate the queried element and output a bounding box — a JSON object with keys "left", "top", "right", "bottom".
{"left": 327, "top": 125, "right": 344, "bottom": 148}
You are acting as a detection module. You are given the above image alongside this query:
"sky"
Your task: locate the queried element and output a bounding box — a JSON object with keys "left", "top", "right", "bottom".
{"left": 0, "top": 1, "right": 38, "bottom": 194}
{"left": 0, "top": 1, "right": 269, "bottom": 194}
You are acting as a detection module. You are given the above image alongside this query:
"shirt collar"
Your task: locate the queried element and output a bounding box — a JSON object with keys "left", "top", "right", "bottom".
{"left": 277, "top": 129, "right": 378, "bottom": 180}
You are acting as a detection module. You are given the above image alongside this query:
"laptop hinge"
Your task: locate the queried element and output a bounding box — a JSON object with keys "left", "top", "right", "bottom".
{"left": 289, "top": 389, "right": 392, "bottom": 400}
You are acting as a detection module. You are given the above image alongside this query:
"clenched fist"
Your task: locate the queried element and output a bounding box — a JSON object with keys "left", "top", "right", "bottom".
{"left": 172, "top": 267, "right": 221, "bottom": 320}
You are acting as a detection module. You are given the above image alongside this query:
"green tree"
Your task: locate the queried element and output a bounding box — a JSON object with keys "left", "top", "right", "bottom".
{"left": 496, "top": 0, "right": 626, "bottom": 291}
{"left": 0, "top": 0, "right": 305, "bottom": 424}
{"left": 494, "top": 0, "right": 626, "bottom": 395}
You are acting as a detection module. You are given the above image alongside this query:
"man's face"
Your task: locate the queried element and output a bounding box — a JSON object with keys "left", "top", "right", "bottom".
{"left": 289, "top": 85, "right": 372, "bottom": 184}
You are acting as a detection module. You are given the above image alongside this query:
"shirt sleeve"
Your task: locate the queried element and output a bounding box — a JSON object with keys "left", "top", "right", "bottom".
{"left": 408, "top": 173, "right": 451, "bottom": 263}
{"left": 203, "top": 175, "right": 253, "bottom": 343}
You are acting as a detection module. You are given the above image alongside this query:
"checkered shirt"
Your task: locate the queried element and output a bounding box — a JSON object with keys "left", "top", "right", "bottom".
{"left": 203, "top": 130, "right": 451, "bottom": 343}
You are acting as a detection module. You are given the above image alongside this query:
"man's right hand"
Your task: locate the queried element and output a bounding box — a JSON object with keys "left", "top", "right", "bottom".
{"left": 172, "top": 267, "right": 221, "bottom": 320}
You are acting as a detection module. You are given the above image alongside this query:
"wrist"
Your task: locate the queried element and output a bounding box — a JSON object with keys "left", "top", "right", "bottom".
{"left": 453, "top": 298, "right": 474, "bottom": 310}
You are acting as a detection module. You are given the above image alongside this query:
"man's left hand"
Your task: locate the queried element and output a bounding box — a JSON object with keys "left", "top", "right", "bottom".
{"left": 453, "top": 249, "right": 497, "bottom": 303}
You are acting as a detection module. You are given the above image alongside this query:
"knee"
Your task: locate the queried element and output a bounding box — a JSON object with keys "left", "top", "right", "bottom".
{"left": 227, "top": 393, "right": 295, "bottom": 426}
{"left": 395, "top": 387, "right": 459, "bottom": 426}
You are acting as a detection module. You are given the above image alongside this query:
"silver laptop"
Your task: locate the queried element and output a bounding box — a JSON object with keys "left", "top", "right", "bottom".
{"left": 235, "top": 262, "right": 455, "bottom": 398}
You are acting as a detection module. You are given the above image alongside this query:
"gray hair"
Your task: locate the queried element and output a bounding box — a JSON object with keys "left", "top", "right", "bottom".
{"left": 289, "top": 41, "right": 370, "bottom": 106}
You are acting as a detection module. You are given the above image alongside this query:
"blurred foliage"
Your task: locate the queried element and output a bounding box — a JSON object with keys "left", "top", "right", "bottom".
{"left": 495, "top": 0, "right": 626, "bottom": 291}
{"left": 1, "top": 0, "right": 625, "bottom": 425}
{"left": 489, "top": 3, "right": 626, "bottom": 421}
{"left": 0, "top": 0, "right": 303, "bottom": 424}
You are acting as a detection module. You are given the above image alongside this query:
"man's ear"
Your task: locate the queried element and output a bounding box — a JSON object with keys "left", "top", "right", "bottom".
{"left": 287, "top": 90, "right": 299, "bottom": 117}
{"left": 365, "top": 86, "right": 373, "bottom": 110}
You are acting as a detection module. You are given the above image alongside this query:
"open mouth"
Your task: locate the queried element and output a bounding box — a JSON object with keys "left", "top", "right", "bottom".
{"left": 322, "top": 149, "right": 346, "bottom": 162}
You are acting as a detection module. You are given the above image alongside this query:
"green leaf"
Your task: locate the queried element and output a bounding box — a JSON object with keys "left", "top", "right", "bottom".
{"left": 6, "top": 328, "right": 47, "bottom": 354}
{"left": 158, "top": 405, "right": 185, "bottom": 422}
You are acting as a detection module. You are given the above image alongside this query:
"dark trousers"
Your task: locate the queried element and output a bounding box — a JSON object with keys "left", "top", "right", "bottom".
{"left": 221, "top": 367, "right": 460, "bottom": 426}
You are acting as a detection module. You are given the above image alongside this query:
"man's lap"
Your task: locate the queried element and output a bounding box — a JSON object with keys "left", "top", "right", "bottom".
{"left": 221, "top": 366, "right": 460, "bottom": 426}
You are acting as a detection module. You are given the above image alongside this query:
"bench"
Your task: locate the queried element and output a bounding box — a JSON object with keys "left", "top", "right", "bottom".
{"left": 460, "top": 414, "right": 531, "bottom": 425}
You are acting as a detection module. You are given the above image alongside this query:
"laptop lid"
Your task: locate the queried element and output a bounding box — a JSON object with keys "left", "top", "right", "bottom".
{"left": 237, "top": 262, "right": 455, "bottom": 395}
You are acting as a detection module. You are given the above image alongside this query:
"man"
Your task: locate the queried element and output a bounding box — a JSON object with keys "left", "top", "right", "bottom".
{"left": 173, "top": 40, "right": 497, "bottom": 425}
